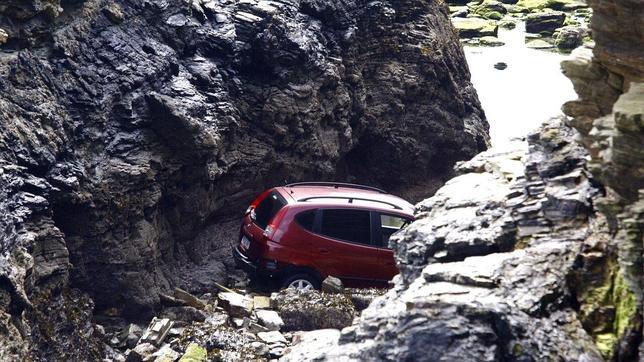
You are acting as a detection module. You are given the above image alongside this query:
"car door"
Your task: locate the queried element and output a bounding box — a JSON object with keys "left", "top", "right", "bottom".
{"left": 309, "top": 208, "right": 384, "bottom": 285}
{"left": 372, "top": 212, "right": 412, "bottom": 280}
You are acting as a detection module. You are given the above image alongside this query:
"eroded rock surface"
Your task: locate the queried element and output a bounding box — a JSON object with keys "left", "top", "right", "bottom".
{"left": 285, "top": 118, "right": 625, "bottom": 360}
{"left": 284, "top": 0, "right": 644, "bottom": 358}
{"left": 283, "top": 105, "right": 643, "bottom": 361}
{"left": 0, "top": 0, "right": 488, "bottom": 358}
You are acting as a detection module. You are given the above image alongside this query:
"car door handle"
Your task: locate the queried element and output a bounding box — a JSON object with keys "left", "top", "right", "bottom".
{"left": 319, "top": 248, "right": 330, "bottom": 254}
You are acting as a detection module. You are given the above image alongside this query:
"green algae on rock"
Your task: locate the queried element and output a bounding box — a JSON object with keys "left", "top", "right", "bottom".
{"left": 575, "top": 257, "right": 638, "bottom": 360}
{"left": 179, "top": 343, "right": 207, "bottom": 362}
{"left": 471, "top": 0, "right": 508, "bottom": 19}
{"left": 516, "top": 0, "right": 586, "bottom": 11}
{"left": 452, "top": 17, "right": 499, "bottom": 38}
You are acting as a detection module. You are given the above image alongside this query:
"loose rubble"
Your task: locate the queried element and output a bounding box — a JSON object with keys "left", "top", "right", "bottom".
{"left": 93, "top": 284, "right": 362, "bottom": 361}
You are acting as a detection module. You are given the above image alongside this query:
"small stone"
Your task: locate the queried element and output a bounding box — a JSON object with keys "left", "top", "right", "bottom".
{"left": 321, "top": 276, "right": 344, "bottom": 294}
{"left": 173, "top": 288, "right": 206, "bottom": 310}
{"left": 499, "top": 20, "right": 517, "bottom": 29}
{"left": 232, "top": 318, "right": 245, "bottom": 328}
{"left": 94, "top": 324, "right": 106, "bottom": 337}
{"left": 125, "top": 343, "right": 157, "bottom": 362}
{"left": 250, "top": 341, "right": 269, "bottom": 356}
{"left": 494, "top": 62, "right": 508, "bottom": 70}
{"left": 139, "top": 318, "right": 173, "bottom": 346}
{"left": 151, "top": 344, "right": 181, "bottom": 362}
{"left": 253, "top": 295, "right": 271, "bottom": 309}
{"left": 0, "top": 29, "right": 8, "bottom": 44}
{"left": 205, "top": 312, "right": 228, "bottom": 327}
{"left": 255, "top": 309, "right": 284, "bottom": 331}
{"left": 248, "top": 321, "right": 269, "bottom": 333}
{"left": 166, "top": 14, "right": 190, "bottom": 27}
{"left": 168, "top": 327, "right": 185, "bottom": 337}
{"left": 179, "top": 343, "right": 207, "bottom": 362}
{"left": 218, "top": 292, "right": 253, "bottom": 318}
{"left": 269, "top": 345, "right": 285, "bottom": 358}
{"left": 257, "top": 331, "right": 287, "bottom": 344}
{"left": 103, "top": 3, "right": 124, "bottom": 24}
{"left": 121, "top": 323, "right": 143, "bottom": 348}
{"left": 479, "top": 36, "right": 505, "bottom": 46}
{"left": 526, "top": 39, "right": 554, "bottom": 49}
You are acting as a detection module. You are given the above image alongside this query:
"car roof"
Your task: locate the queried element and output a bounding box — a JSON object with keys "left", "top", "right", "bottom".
{"left": 275, "top": 182, "right": 415, "bottom": 216}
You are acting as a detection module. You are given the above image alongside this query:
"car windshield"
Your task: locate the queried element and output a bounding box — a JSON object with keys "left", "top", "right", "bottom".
{"left": 253, "top": 191, "right": 287, "bottom": 229}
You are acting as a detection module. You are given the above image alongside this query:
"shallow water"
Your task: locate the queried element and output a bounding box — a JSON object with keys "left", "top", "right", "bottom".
{"left": 464, "top": 22, "right": 577, "bottom": 146}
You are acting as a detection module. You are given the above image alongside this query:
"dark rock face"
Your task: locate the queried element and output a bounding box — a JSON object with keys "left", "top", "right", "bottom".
{"left": 0, "top": 0, "right": 487, "bottom": 358}
{"left": 563, "top": 0, "right": 644, "bottom": 356}
{"left": 288, "top": 118, "right": 618, "bottom": 361}
{"left": 585, "top": 0, "right": 644, "bottom": 83}
{"left": 284, "top": 0, "right": 643, "bottom": 359}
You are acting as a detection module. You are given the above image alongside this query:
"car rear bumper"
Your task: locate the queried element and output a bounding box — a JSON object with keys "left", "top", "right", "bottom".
{"left": 232, "top": 245, "right": 258, "bottom": 273}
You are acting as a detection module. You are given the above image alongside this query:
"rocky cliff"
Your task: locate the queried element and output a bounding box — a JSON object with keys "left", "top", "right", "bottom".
{"left": 285, "top": 0, "right": 644, "bottom": 360}
{"left": 0, "top": 0, "right": 488, "bottom": 359}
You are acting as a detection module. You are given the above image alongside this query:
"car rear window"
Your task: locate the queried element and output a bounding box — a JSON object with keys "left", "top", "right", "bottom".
{"left": 295, "top": 210, "right": 316, "bottom": 231}
{"left": 320, "top": 209, "right": 371, "bottom": 245}
{"left": 253, "top": 191, "right": 287, "bottom": 229}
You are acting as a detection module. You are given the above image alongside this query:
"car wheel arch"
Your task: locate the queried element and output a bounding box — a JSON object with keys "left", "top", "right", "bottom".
{"left": 280, "top": 265, "right": 323, "bottom": 287}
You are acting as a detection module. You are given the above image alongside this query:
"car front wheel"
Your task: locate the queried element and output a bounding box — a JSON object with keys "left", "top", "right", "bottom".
{"left": 281, "top": 273, "right": 320, "bottom": 291}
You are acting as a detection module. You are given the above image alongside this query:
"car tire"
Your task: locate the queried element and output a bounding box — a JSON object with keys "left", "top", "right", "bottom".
{"left": 281, "top": 273, "right": 320, "bottom": 291}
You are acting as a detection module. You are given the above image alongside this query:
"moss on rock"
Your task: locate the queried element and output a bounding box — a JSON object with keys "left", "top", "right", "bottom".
{"left": 613, "top": 271, "right": 637, "bottom": 338}
{"left": 179, "top": 343, "right": 207, "bottom": 362}
{"left": 516, "top": 0, "right": 585, "bottom": 11}
{"left": 452, "top": 17, "right": 499, "bottom": 38}
{"left": 576, "top": 255, "right": 639, "bottom": 360}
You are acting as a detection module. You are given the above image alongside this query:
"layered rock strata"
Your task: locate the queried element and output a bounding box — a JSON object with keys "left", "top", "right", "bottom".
{"left": 563, "top": 0, "right": 644, "bottom": 356}
{"left": 0, "top": 0, "right": 488, "bottom": 359}
{"left": 286, "top": 117, "right": 641, "bottom": 361}
{"left": 285, "top": 0, "right": 644, "bottom": 358}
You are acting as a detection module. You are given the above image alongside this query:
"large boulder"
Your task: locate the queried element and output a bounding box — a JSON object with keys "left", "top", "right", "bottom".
{"left": 554, "top": 26, "right": 586, "bottom": 50}
{"left": 452, "top": 17, "right": 499, "bottom": 38}
{"left": 471, "top": 1, "right": 508, "bottom": 20}
{"left": 271, "top": 289, "right": 356, "bottom": 331}
{"left": 525, "top": 11, "right": 566, "bottom": 34}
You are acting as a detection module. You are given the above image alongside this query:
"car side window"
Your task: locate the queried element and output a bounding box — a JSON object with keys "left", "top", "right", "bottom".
{"left": 319, "top": 209, "right": 371, "bottom": 245}
{"left": 295, "top": 210, "right": 316, "bottom": 231}
{"left": 378, "top": 214, "right": 410, "bottom": 248}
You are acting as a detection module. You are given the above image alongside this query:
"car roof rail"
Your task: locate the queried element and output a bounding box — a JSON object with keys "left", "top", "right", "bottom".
{"left": 285, "top": 182, "right": 386, "bottom": 194}
{"left": 297, "top": 196, "right": 402, "bottom": 210}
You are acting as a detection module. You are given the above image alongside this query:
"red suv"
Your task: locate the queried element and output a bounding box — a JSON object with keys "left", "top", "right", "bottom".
{"left": 233, "top": 182, "right": 414, "bottom": 290}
